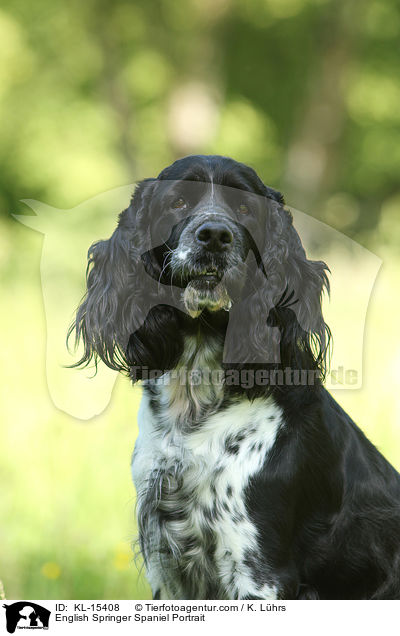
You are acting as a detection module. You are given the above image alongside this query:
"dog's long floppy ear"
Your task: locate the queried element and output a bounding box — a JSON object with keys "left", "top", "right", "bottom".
{"left": 225, "top": 187, "right": 330, "bottom": 376}
{"left": 67, "top": 179, "right": 156, "bottom": 372}
{"left": 260, "top": 190, "right": 331, "bottom": 375}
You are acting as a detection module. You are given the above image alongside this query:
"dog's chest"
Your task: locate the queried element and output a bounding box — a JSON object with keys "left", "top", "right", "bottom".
{"left": 132, "top": 388, "right": 283, "bottom": 599}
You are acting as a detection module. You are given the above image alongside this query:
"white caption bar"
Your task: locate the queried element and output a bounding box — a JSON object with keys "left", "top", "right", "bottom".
{"left": 1, "top": 600, "right": 398, "bottom": 634}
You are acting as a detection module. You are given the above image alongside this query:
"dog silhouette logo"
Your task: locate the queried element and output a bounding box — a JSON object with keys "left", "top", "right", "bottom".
{"left": 2, "top": 602, "right": 51, "bottom": 633}
{"left": 13, "top": 186, "right": 381, "bottom": 419}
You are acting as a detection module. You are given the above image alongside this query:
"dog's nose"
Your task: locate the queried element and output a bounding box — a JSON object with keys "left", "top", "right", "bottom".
{"left": 195, "top": 222, "right": 233, "bottom": 252}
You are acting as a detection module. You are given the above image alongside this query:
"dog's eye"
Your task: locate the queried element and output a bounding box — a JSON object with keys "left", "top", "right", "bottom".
{"left": 172, "top": 197, "right": 187, "bottom": 210}
{"left": 238, "top": 203, "right": 250, "bottom": 215}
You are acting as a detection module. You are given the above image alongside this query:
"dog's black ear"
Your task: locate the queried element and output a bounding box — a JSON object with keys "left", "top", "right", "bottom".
{"left": 261, "top": 199, "right": 331, "bottom": 375}
{"left": 67, "top": 229, "right": 131, "bottom": 371}
{"left": 225, "top": 193, "right": 330, "bottom": 377}
{"left": 67, "top": 179, "right": 156, "bottom": 372}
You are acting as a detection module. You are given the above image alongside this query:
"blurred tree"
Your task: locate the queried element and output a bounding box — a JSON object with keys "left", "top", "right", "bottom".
{"left": 0, "top": 0, "right": 399, "bottom": 247}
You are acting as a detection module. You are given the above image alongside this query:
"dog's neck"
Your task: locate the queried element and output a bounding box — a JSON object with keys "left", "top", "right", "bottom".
{"left": 156, "top": 330, "right": 225, "bottom": 426}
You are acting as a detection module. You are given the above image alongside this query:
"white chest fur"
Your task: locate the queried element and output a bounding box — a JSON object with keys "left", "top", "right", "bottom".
{"left": 131, "top": 383, "right": 283, "bottom": 600}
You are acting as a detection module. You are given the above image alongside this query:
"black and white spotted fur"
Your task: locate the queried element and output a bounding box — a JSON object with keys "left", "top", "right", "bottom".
{"left": 69, "top": 155, "right": 400, "bottom": 600}
{"left": 132, "top": 336, "right": 283, "bottom": 600}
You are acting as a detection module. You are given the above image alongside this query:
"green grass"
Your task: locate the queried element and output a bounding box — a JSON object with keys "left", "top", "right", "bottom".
{"left": 0, "top": 338, "right": 151, "bottom": 598}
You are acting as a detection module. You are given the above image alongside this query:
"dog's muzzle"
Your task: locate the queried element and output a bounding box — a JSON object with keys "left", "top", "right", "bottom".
{"left": 171, "top": 217, "right": 238, "bottom": 317}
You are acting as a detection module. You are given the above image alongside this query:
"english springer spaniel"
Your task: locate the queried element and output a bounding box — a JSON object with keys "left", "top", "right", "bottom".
{"left": 69, "top": 155, "right": 400, "bottom": 600}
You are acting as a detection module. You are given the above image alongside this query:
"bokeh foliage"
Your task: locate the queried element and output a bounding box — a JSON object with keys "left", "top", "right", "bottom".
{"left": 0, "top": 0, "right": 399, "bottom": 599}
{"left": 1, "top": 0, "right": 400, "bottom": 239}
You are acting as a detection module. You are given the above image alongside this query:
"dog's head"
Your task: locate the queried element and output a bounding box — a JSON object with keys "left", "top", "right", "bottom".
{"left": 69, "top": 155, "right": 330, "bottom": 377}
{"left": 137, "top": 155, "right": 285, "bottom": 317}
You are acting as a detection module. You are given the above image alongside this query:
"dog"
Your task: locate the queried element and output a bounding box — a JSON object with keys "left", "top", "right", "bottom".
{"left": 69, "top": 154, "right": 400, "bottom": 600}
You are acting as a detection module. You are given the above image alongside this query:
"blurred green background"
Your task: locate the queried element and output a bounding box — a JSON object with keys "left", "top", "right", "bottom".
{"left": 1, "top": 0, "right": 399, "bottom": 599}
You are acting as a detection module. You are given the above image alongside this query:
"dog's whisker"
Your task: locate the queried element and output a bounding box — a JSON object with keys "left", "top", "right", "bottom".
{"left": 157, "top": 252, "right": 172, "bottom": 287}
